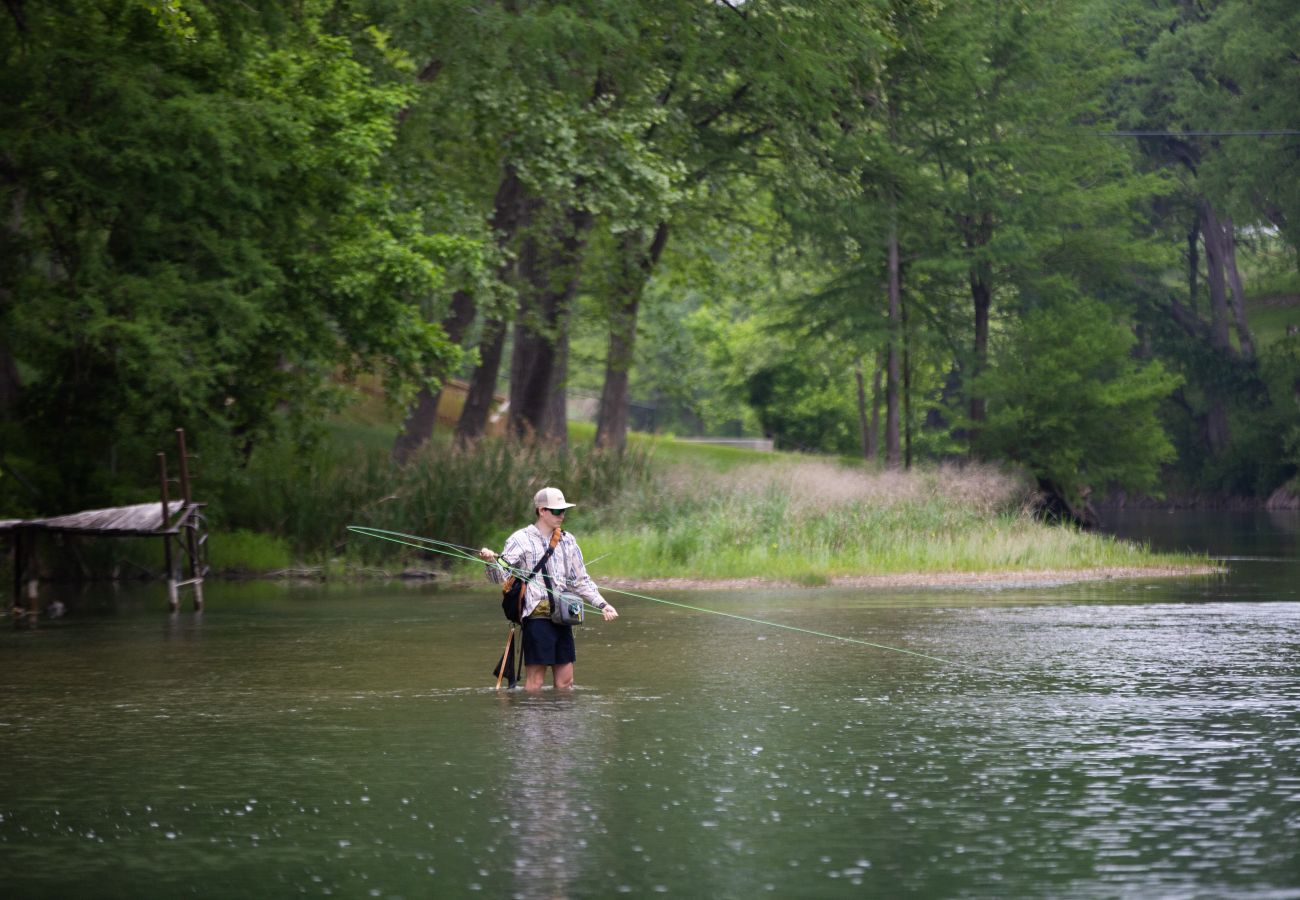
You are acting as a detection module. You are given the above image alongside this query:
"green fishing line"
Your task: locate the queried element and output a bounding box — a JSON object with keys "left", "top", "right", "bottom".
{"left": 347, "top": 525, "right": 983, "bottom": 671}
{"left": 596, "top": 584, "right": 977, "bottom": 669}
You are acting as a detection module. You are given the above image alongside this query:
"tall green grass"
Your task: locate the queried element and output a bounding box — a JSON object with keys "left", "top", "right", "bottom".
{"left": 204, "top": 426, "right": 1198, "bottom": 579}
{"left": 205, "top": 433, "right": 651, "bottom": 570}
{"left": 206, "top": 529, "right": 293, "bottom": 574}
{"left": 577, "top": 459, "right": 1196, "bottom": 579}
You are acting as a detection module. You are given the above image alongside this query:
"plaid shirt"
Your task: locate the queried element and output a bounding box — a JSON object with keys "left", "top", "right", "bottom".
{"left": 485, "top": 525, "right": 606, "bottom": 618}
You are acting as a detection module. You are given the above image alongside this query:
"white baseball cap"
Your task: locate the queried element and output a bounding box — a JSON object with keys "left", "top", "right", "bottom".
{"left": 534, "top": 487, "right": 577, "bottom": 510}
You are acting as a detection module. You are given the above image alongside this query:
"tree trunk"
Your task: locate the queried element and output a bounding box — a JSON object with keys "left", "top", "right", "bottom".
{"left": 1196, "top": 197, "right": 1255, "bottom": 457}
{"left": 1219, "top": 213, "right": 1255, "bottom": 359}
{"left": 885, "top": 219, "right": 902, "bottom": 469}
{"left": 455, "top": 317, "right": 508, "bottom": 446}
{"left": 0, "top": 335, "right": 19, "bottom": 418}
{"left": 902, "top": 274, "right": 912, "bottom": 470}
{"left": 870, "top": 356, "right": 882, "bottom": 461}
{"left": 506, "top": 267, "right": 555, "bottom": 441}
{"left": 855, "top": 356, "right": 871, "bottom": 462}
{"left": 1, "top": 186, "right": 23, "bottom": 417}
{"left": 507, "top": 203, "right": 593, "bottom": 441}
{"left": 595, "top": 223, "right": 669, "bottom": 452}
{"left": 395, "top": 59, "right": 444, "bottom": 127}
{"left": 393, "top": 166, "right": 528, "bottom": 460}
{"left": 1198, "top": 197, "right": 1234, "bottom": 354}
{"left": 968, "top": 263, "right": 992, "bottom": 447}
{"left": 1205, "top": 400, "right": 1231, "bottom": 456}
{"left": 1035, "top": 476, "right": 1099, "bottom": 530}
{"left": 391, "top": 290, "right": 476, "bottom": 463}
{"left": 3, "top": 1, "right": 27, "bottom": 34}
{"left": 545, "top": 328, "right": 569, "bottom": 449}
{"left": 595, "top": 313, "right": 635, "bottom": 452}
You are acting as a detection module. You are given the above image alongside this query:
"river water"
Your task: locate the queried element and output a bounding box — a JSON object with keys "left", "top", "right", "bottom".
{"left": 1, "top": 511, "right": 1297, "bottom": 898}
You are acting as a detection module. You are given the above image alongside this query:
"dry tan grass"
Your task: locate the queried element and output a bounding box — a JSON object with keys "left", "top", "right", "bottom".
{"left": 661, "top": 458, "right": 1031, "bottom": 517}
{"left": 923, "top": 461, "right": 1035, "bottom": 516}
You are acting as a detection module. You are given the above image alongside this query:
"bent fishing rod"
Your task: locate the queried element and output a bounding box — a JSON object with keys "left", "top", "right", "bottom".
{"left": 347, "top": 525, "right": 983, "bottom": 672}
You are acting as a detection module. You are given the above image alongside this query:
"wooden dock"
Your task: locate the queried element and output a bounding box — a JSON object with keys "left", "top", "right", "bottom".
{"left": 0, "top": 500, "right": 185, "bottom": 536}
{"left": 1, "top": 430, "right": 208, "bottom": 623}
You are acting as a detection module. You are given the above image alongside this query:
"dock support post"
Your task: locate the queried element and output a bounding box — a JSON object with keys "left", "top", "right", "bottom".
{"left": 9, "top": 529, "right": 39, "bottom": 628}
{"left": 10, "top": 529, "right": 19, "bottom": 605}
{"left": 158, "top": 452, "right": 178, "bottom": 612}
{"left": 26, "top": 573, "right": 38, "bottom": 627}
{"left": 10, "top": 529, "right": 22, "bottom": 626}
{"left": 176, "top": 429, "right": 203, "bottom": 612}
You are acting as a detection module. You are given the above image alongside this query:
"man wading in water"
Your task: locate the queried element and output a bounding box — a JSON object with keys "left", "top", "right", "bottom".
{"left": 479, "top": 487, "right": 618, "bottom": 691}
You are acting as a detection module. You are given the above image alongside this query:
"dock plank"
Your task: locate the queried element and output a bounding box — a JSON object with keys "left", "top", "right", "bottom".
{"left": 0, "top": 501, "right": 185, "bottom": 536}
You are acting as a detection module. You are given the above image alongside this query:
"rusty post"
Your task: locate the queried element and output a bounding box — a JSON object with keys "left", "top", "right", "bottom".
{"left": 158, "top": 452, "right": 171, "bottom": 532}
{"left": 176, "top": 428, "right": 192, "bottom": 505}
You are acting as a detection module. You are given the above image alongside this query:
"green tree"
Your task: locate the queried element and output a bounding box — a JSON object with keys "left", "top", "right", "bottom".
{"left": 976, "top": 295, "right": 1180, "bottom": 519}
{"left": 1108, "top": 0, "right": 1297, "bottom": 494}
{"left": 764, "top": 0, "right": 1167, "bottom": 468}
{"left": 0, "top": 1, "right": 457, "bottom": 508}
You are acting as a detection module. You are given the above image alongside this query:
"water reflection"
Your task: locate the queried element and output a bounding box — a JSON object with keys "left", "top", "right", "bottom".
{"left": 497, "top": 690, "right": 607, "bottom": 899}
{"left": 1, "top": 514, "right": 1299, "bottom": 896}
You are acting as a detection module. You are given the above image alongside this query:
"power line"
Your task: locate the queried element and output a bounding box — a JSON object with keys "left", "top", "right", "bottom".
{"left": 1099, "top": 130, "right": 1300, "bottom": 137}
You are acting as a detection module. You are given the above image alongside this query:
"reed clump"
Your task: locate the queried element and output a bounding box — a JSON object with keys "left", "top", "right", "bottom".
{"left": 206, "top": 431, "right": 1190, "bottom": 580}
{"left": 206, "top": 434, "right": 651, "bottom": 567}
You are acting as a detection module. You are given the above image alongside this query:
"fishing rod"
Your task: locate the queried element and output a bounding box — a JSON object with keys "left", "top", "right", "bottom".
{"left": 350, "top": 526, "right": 559, "bottom": 579}
{"left": 346, "top": 526, "right": 983, "bottom": 671}
{"left": 348, "top": 526, "right": 612, "bottom": 585}
{"left": 347, "top": 526, "right": 603, "bottom": 607}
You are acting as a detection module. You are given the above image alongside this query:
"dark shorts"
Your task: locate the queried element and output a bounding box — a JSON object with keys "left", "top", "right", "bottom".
{"left": 521, "top": 617, "right": 576, "bottom": 666}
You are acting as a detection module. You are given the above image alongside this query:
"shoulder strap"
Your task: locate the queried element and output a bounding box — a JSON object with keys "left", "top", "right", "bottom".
{"left": 536, "top": 528, "right": 563, "bottom": 606}
{"left": 536, "top": 527, "right": 562, "bottom": 568}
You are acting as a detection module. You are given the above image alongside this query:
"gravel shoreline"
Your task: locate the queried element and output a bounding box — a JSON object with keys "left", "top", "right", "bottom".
{"left": 599, "top": 564, "right": 1223, "bottom": 592}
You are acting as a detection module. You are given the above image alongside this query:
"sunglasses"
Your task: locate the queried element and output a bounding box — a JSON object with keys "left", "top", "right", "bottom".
{"left": 546, "top": 508, "right": 568, "bottom": 516}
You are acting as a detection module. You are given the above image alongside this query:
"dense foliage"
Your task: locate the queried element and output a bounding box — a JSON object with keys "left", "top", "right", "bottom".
{"left": 2, "top": 0, "right": 1298, "bottom": 528}
{"left": 0, "top": 0, "right": 462, "bottom": 510}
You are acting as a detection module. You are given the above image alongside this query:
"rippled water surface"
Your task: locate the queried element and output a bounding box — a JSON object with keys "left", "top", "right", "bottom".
{"left": 2, "top": 511, "right": 1298, "bottom": 897}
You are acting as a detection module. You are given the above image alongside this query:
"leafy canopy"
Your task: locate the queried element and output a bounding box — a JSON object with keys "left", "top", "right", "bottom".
{"left": 0, "top": 0, "right": 460, "bottom": 506}
{"left": 975, "top": 295, "right": 1181, "bottom": 503}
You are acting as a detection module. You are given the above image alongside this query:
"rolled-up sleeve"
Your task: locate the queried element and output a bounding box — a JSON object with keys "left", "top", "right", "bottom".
{"left": 564, "top": 540, "right": 606, "bottom": 607}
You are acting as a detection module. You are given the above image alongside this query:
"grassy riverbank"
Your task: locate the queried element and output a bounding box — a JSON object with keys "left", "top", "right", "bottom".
{"left": 191, "top": 416, "right": 1207, "bottom": 585}
{"left": 573, "top": 462, "right": 1200, "bottom": 584}
{"left": 4, "top": 421, "right": 1206, "bottom": 587}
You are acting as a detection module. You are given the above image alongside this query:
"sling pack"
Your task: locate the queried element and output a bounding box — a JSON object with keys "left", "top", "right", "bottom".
{"left": 550, "top": 591, "right": 585, "bottom": 626}
{"left": 499, "top": 528, "right": 562, "bottom": 623}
